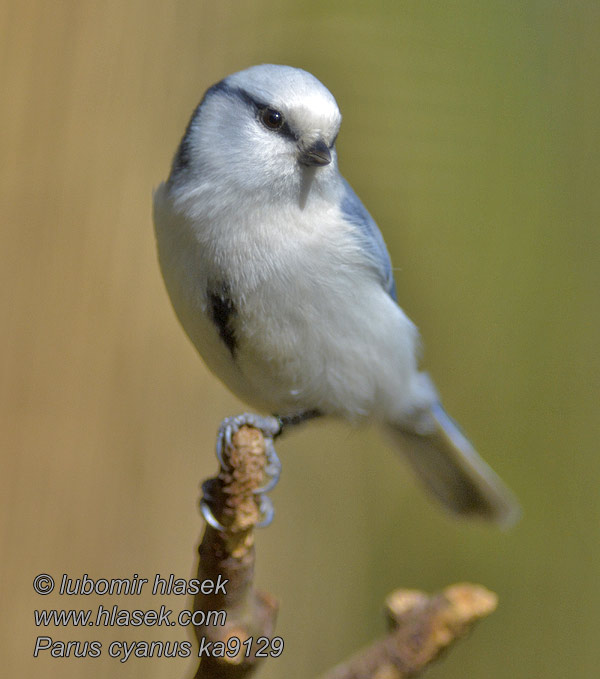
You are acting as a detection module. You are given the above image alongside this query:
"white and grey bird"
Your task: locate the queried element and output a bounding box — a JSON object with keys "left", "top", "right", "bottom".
{"left": 153, "top": 64, "right": 518, "bottom": 525}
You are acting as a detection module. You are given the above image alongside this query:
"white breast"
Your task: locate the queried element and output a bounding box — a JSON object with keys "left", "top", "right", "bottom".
{"left": 154, "top": 182, "right": 423, "bottom": 422}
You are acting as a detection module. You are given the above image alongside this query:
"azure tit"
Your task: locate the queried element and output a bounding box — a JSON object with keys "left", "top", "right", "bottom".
{"left": 153, "top": 64, "right": 518, "bottom": 525}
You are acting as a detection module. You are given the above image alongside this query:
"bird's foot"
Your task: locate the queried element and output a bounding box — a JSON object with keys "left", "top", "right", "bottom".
{"left": 201, "top": 414, "right": 282, "bottom": 530}
{"left": 216, "top": 413, "right": 282, "bottom": 490}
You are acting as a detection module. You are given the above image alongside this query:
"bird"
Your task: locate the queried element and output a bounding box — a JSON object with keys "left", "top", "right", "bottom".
{"left": 153, "top": 64, "right": 519, "bottom": 526}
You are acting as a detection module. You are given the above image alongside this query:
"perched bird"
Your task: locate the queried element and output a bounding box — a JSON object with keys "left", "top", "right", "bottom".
{"left": 154, "top": 64, "right": 518, "bottom": 525}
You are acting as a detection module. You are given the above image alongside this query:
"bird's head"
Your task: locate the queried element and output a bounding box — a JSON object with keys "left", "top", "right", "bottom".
{"left": 168, "top": 64, "right": 342, "bottom": 205}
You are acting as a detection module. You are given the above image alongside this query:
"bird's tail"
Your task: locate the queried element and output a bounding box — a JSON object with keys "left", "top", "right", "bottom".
{"left": 387, "top": 402, "right": 519, "bottom": 526}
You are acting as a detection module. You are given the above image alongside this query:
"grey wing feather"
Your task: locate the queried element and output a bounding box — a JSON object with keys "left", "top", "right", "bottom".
{"left": 387, "top": 401, "right": 520, "bottom": 526}
{"left": 340, "top": 178, "right": 398, "bottom": 301}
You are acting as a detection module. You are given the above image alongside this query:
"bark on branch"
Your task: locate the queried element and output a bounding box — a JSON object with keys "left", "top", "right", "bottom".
{"left": 320, "top": 584, "right": 497, "bottom": 679}
{"left": 189, "top": 424, "right": 497, "bottom": 679}
{"left": 192, "top": 425, "right": 278, "bottom": 679}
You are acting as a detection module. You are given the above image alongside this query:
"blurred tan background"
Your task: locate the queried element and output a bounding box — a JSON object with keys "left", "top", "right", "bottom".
{"left": 2, "top": 1, "right": 599, "bottom": 677}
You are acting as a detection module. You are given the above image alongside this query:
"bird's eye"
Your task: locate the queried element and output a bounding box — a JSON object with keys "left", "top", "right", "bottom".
{"left": 261, "top": 108, "right": 284, "bottom": 130}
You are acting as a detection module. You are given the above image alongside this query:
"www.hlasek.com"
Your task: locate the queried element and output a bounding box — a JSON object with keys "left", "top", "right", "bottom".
{"left": 32, "top": 573, "right": 283, "bottom": 662}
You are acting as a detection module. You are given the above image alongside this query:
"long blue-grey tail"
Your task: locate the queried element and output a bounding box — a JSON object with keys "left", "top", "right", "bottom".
{"left": 387, "top": 403, "right": 519, "bottom": 526}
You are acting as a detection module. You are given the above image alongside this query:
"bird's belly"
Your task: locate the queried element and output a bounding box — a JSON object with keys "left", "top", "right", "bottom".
{"left": 231, "top": 274, "right": 420, "bottom": 420}
{"left": 155, "top": 195, "right": 421, "bottom": 421}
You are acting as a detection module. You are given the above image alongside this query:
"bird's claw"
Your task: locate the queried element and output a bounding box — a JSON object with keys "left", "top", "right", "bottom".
{"left": 203, "top": 413, "right": 282, "bottom": 530}
{"left": 215, "top": 413, "right": 281, "bottom": 468}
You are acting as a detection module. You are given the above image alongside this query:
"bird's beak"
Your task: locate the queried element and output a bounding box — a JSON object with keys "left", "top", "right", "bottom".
{"left": 298, "top": 138, "right": 332, "bottom": 167}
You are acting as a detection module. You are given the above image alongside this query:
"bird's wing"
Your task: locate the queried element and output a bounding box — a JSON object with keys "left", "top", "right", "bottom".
{"left": 388, "top": 402, "right": 520, "bottom": 526}
{"left": 339, "top": 178, "right": 398, "bottom": 301}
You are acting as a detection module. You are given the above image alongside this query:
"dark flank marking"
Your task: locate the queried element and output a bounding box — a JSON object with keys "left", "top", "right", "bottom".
{"left": 208, "top": 283, "right": 237, "bottom": 358}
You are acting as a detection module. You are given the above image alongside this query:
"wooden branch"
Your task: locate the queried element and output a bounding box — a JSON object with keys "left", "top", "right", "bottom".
{"left": 320, "top": 584, "right": 497, "bottom": 679}
{"left": 192, "top": 425, "right": 278, "bottom": 679}
{"left": 189, "top": 423, "right": 498, "bottom": 679}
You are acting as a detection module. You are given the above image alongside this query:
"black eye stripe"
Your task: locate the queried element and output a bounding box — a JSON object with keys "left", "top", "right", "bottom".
{"left": 169, "top": 78, "right": 322, "bottom": 182}
{"left": 212, "top": 84, "right": 297, "bottom": 141}
{"left": 183, "top": 80, "right": 301, "bottom": 151}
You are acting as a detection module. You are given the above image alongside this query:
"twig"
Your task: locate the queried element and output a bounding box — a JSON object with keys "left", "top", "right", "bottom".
{"left": 320, "top": 584, "right": 497, "bottom": 679}
{"left": 189, "top": 423, "right": 498, "bottom": 679}
{"left": 192, "top": 425, "right": 278, "bottom": 679}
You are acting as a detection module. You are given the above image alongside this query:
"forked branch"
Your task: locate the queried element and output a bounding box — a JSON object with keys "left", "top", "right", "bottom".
{"left": 190, "top": 423, "right": 497, "bottom": 679}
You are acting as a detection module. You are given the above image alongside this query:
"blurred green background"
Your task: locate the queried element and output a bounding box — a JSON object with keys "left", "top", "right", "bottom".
{"left": 2, "top": 1, "right": 599, "bottom": 677}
